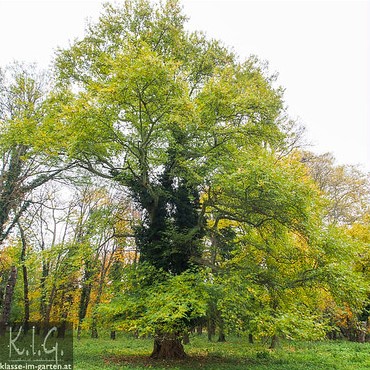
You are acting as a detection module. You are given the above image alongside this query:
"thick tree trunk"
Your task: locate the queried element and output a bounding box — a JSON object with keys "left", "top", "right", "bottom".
{"left": 357, "top": 321, "right": 367, "bottom": 343}
{"left": 1, "top": 265, "right": 18, "bottom": 324}
{"left": 150, "top": 334, "right": 187, "bottom": 359}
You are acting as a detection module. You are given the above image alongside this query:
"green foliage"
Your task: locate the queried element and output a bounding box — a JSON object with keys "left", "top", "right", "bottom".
{"left": 0, "top": 63, "right": 67, "bottom": 157}
{"left": 2, "top": 0, "right": 369, "bottom": 355}
{"left": 99, "top": 265, "right": 209, "bottom": 336}
{"left": 202, "top": 151, "right": 369, "bottom": 342}
{"left": 52, "top": 0, "right": 285, "bottom": 278}
{"left": 51, "top": 0, "right": 370, "bottom": 342}
{"left": 207, "top": 151, "right": 321, "bottom": 232}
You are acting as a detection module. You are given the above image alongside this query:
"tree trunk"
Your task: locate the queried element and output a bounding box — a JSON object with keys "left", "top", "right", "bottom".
{"left": 57, "top": 293, "right": 73, "bottom": 338}
{"left": 357, "top": 321, "right": 367, "bottom": 343}
{"left": 90, "top": 258, "right": 107, "bottom": 339}
{"left": 77, "top": 263, "right": 93, "bottom": 340}
{"left": 248, "top": 333, "right": 254, "bottom": 344}
{"left": 183, "top": 332, "right": 190, "bottom": 344}
{"left": 22, "top": 265, "right": 30, "bottom": 324}
{"left": 270, "top": 334, "right": 279, "bottom": 349}
{"left": 150, "top": 333, "right": 187, "bottom": 359}
{"left": 44, "top": 284, "right": 56, "bottom": 327}
{"left": 39, "top": 256, "right": 48, "bottom": 320}
{"left": 218, "top": 332, "right": 226, "bottom": 342}
{"left": 91, "top": 324, "right": 98, "bottom": 339}
{"left": 0, "top": 274, "right": 5, "bottom": 312}
{"left": 207, "top": 316, "right": 216, "bottom": 341}
{"left": 0, "top": 145, "right": 30, "bottom": 245}
{"left": 19, "top": 224, "right": 30, "bottom": 325}
{"left": 1, "top": 265, "right": 17, "bottom": 324}
{"left": 217, "top": 316, "right": 226, "bottom": 342}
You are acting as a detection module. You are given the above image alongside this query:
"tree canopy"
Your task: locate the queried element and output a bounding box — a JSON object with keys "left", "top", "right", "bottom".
{"left": 0, "top": 0, "right": 369, "bottom": 360}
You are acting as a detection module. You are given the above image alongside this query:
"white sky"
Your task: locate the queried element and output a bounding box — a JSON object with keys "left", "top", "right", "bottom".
{"left": 0, "top": 0, "right": 369, "bottom": 171}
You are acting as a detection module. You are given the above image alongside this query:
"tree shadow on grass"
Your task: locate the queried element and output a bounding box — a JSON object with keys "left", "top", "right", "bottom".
{"left": 103, "top": 353, "right": 267, "bottom": 369}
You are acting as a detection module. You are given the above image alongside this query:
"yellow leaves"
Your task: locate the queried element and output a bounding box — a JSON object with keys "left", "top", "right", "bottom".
{"left": 217, "top": 218, "right": 239, "bottom": 230}
{"left": 206, "top": 217, "right": 239, "bottom": 230}
{"left": 347, "top": 219, "right": 370, "bottom": 243}
{"left": 0, "top": 248, "right": 13, "bottom": 271}
{"left": 113, "top": 248, "right": 137, "bottom": 265}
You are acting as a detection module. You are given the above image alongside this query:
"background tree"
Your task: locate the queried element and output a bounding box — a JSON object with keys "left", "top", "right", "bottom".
{"left": 206, "top": 151, "right": 368, "bottom": 346}
{"left": 301, "top": 151, "right": 370, "bottom": 225}
{"left": 0, "top": 64, "right": 75, "bottom": 325}
{"left": 0, "top": 179, "right": 133, "bottom": 334}
{"left": 0, "top": 63, "right": 73, "bottom": 244}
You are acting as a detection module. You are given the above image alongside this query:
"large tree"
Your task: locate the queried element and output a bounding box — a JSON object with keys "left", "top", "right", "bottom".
{"left": 53, "top": 0, "right": 287, "bottom": 358}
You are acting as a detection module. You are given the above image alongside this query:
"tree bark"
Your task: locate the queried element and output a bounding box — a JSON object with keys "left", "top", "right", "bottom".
{"left": 357, "top": 321, "right": 367, "bottom": 343}
{"left": 207, "top": 316, "right": 216, "bottom": 341}
{"left": 0, "top": 146, "right": 27, "bottom": 243}
{"left": 218, "top": 332, "right": 226, "bottom": 342}
{"left": 1, "top": 265, "right": 18, "bottom": 324}
{"left": 44, "top": 284, "right": 56, "bottom": 327}
{"left": 91, "top": 252, "right": 110, "bottom": 339}
{"left": 150, "top": 333, "right": 187, "bottom": 359}
{"left": 217, "top": 316, "right": 226, "bottom": 342}
{"left": 19, "top": 224, "right": 30, "bottom": 325}
{"left": 39, "top": 248, "right": 48, "bottom": 320}
{"left": 0, "top": 274, "right": 5, "bottom": 311}
{"left": 270, "top": 334, "right": 279, "bottom": 349}
{"left": 77, "top": 261, "right": 93, "bottom": 340}
{"left": 91, "top": 324, "right": 98, "bottom": 339}
{"left": 183, "top": 332, "right": 190, "bottom": 344}
{"left": 58, "top": 292, "right": 73, "bottom": 338}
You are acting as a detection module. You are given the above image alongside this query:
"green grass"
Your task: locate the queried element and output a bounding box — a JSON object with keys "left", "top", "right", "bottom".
{"left": 74, "top": 333, "right": 370, "bottom": 370}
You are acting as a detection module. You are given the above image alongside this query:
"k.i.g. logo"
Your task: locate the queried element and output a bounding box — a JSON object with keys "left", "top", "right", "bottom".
{"left": 0, "top": 322, "right": 73, "bottom": 369}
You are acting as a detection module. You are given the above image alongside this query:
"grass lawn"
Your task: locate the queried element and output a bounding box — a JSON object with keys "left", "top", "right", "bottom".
{"left": 74, "top": 333, "right": 370, "bottom": 370}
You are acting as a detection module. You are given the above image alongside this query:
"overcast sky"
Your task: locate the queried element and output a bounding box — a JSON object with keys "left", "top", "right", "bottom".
{"left": 0, "top": 0, "right": 369, "bottom": 171}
